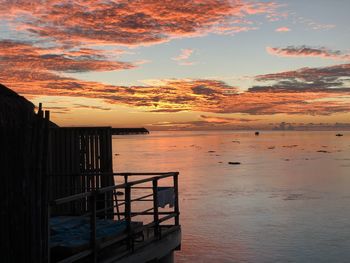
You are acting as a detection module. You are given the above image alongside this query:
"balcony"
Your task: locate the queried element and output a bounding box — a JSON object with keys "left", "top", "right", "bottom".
{"left": 49, "top": 172, "right": 181, "bottom": 263}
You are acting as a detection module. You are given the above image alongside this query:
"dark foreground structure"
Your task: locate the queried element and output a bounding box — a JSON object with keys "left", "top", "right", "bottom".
{"left": 0, "top": 84, "right": 181, "bottom": 263}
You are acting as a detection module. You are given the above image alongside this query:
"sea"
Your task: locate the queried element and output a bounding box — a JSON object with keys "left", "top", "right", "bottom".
{"left": 112, "top": 131, "right": 350, "bottom": 263}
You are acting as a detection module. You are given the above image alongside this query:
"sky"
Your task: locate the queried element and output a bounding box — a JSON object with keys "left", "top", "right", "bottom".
{"left": 1, "top": 0, "right": 350, "bottom": 130}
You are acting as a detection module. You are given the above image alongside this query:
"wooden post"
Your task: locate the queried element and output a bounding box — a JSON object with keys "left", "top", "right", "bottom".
{"left": 173, "top": 173, "right": 180, "bottom": 226}
{"left": 44, "top": 110, "right": 50, "bottom": 263}
{"left": 124, "top": 174, "right": 128, "bottom": 222}
{"left": 90, "top": 192, "right": 97, "bottom": 263}
{"left": 124, "top": 174, "right": 128, "bottom": 184}
{"left": 125, "top": 185, "right": 132, "bottom": 250}
{"left": 44, "top": 110, "right": 50, "bottom": 122}
{"left": 38, "top": 103, "right": 43, "bottom": 118}
{"left": 152, "top": 179, "right": 159, "bottom": 238}
{"left": 47, "top": 205, "right": 51, "bottom": 263}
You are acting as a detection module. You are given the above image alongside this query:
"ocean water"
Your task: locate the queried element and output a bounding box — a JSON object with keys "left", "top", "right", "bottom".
{"left": 112, "top": 131, "right": 350, "bottom": 263}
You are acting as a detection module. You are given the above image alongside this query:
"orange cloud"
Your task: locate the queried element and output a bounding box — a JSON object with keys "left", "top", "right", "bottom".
{"left": 275, "top": 27, "right": 290, "bottom": 32}
{"left": 200, "top": 115, "right": 259, "bottom": 123}
{"left": 1, "top": 0, "right": 281, "bottom": 47}
{"left": 2, "top": 40, "right": 350, "bottom": 116}
{"left": 267, "top": 46, "right": 350, "bottom": 61}
{"left": 0, "top": 40, "right": 135, "bottom": 74}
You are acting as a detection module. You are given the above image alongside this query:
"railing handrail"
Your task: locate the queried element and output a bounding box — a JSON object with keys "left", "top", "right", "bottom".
{"left": 98, "top": 172, "right": 178, "bottom": 194}
{"left": 49, "top": 172, "right": 177, "bottom": 177}
{"left": 50, "top": 172, "right": 178, "bottom": 205}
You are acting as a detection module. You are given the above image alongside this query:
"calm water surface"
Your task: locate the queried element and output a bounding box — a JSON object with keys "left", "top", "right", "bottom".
{"left": 112, "top": 131, "right": 350, "bottom": 263}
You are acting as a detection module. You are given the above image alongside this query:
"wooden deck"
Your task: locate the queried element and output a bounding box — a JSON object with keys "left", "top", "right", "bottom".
{"left": 49, "top": 172, "right": 180, "bottom": 263}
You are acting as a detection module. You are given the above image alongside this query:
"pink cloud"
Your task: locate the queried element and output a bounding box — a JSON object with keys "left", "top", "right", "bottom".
{"left": 275, "top": 27, "right": 290, "bottom": 32}
{"left": 172, "top": 49, "right": 195, "bottom": 66}
{"left": 172, "top": 49, "right": 194, "bottom": 61}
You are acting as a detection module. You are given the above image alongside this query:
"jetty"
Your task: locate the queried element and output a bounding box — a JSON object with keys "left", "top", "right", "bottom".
{"left": 0, "top": 84, "right": 181, "bottom": 263}
{"left": 111, "top": 128, "right": 149, "bottom": 135}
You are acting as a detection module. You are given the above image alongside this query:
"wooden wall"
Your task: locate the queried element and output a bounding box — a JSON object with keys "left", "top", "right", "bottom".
{"left": 0, "top": 112, "right": 49, "bottom": 263}
{"left": 48, "top": 127, "right": 114, "bottom": 216}
{"left": 1, "top": 121, "right": 115, "bottom": 263}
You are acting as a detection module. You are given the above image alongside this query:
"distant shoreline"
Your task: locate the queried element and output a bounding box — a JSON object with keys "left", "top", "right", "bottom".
{"left": 144, "top": 129, "right": 350, "bottom": 132}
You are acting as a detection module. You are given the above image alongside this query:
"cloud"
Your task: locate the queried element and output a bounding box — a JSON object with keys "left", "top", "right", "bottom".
{"left": 72, "top": 104, "right": 112, "bottom": 111}
{"left": 275, "top": 27, "right": 290, "bottom": 32}
{"left": 172, "top": 48, "right": 195, "bottom": 66}
{"left": 256, "top": 63, "right": 350, "bottom": 83}
{"left": 5, "top": 74, "right": 350, "bottom": 117}
{"left": 290, "top": 14, "right": 335, "bottom": 31}
{"left": 2, "top": 39, "right": 350, "bottom": 117}
{"left": 149, "top": 119, "right": 350, "bottom": 131}
{"left": 1, "top": 0, "right": 281, "bottom": 48}
{"left": 200, "top": 115, "right": 259, "bottom": 123}
{"left": 148, "top": 119, "right": 255, "bottom": 130}
{"left": 272, "top": 122, "right": 350, "bottom": 131}
{"left": 172, "top": 49, "right": 193, "bottom": 61}
{"left": 44, "top": 104, "right": 112, "bottom": 114}
{"left": 0, "top": 40, "right": 135, "bottom": 74}
{"left": 251, "top": 63, "right": 350, "bottom": 115}
{"left": 267, "top": 46, "right": 350, "bottom": 61}
{"left": 0, "top": 39, "right": 137, "bottom": 98}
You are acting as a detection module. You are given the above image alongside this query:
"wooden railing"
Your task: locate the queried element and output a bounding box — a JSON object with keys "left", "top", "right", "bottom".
{"left": 49, "top": 172, "right": 180, "bottom": 263}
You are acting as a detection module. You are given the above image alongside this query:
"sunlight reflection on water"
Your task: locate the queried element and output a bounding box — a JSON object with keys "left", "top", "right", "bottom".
{"left": 112, "top": 131, "right": 350, "bottom": 262}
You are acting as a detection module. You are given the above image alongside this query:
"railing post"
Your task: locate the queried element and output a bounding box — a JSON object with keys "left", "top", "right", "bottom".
{"left": 90, "top": 191, "right": 97, "bottom": 263}
{"left": 124, "top": 174, "right": 128, "bottom": 184}
{"left": 152, "top": 179, "right": 159, "bottom": 238}
{"left": 125, "top": 185, "right": 132, "bottom": 250}
{"left": 173, "top": 173, "right": 180, "bottom": 226}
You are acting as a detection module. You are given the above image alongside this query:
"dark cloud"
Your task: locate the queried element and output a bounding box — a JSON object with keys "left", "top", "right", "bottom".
{"left": 254, "top": 63, "right": 350, "bottom": 93}
{"left": 267, "top": 46, "right": 350, "bottom": 60}
{"left": 192, "top": 85, "right": 218, "bottom": 95}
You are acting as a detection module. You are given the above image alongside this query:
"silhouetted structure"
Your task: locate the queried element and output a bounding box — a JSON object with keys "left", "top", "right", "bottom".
{"left": 0, "top": 83, "right": 50, "bottom": 263}
{"left": 1, "top": 84, "right": 180, "bottom": 263}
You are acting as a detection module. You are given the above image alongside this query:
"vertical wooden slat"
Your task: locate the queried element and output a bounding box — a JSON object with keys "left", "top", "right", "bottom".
{"left": 48, "top": 127, "right": 115, "bottom": 216}
{"left": 173, "top": 173, "right": 180, "bottom": 226}
{"left": 125, "top": 185, "right": 132, "bottom": 250}
{"left": 90, "top": 192, "right": 97, "bottom": 263}
{"left": 153, "top": 179, "right": 159, "bottom": 238}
